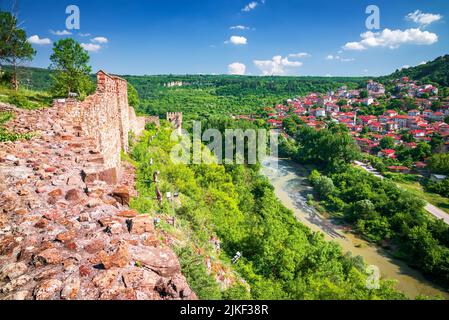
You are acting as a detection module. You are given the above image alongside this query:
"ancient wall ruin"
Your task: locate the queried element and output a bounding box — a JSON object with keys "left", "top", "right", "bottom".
{"left": 166, "top": 112, "right": 183, "bottom": 135}
{"left": 53, "top": 71, "right": 146, "bottom": 182}
{"left": 0, "top": 83, "right": 195, "bottom": 300}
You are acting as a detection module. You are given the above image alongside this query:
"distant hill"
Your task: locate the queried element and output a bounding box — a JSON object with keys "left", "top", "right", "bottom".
{"left": 1, "top": 65, "right": 53, "bottom": 91}
{"left": 2, "top": 54, "right": 448, "bottom": 96}
{"left": 379, "top": 55, "right": 449, "bottom": 87}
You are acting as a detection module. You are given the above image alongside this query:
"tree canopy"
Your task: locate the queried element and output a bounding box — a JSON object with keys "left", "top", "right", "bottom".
{"left": 0, "top": 11, "right": 36, "bottom": 90}
{"left": 49, "top": 38, "right": 94, "bottom": 98}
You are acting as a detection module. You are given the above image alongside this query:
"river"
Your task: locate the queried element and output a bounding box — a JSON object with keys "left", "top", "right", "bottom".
{"left": 261, "top": 157, "right": 449, "bottom": 299}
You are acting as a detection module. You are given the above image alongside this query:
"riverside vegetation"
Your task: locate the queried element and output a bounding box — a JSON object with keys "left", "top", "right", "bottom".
{"left": 280, "top": 122, "right": 449, "bottom": 289}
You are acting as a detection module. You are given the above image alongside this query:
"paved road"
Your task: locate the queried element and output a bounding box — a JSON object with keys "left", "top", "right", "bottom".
{"left": 354, "top": 161, "right": 449, "bottom": 226}
{"left": 425, "top": 203, "right": 449, "bottom": 225}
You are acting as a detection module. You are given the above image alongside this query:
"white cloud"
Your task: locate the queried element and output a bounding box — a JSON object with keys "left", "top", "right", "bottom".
{"left": 343, "top": 42, "right": 366, "bottom": 51}
{"left": 419, "top": 61, "right": 427, "bottom": 65}
{"left": 230, "top": 25, "right": 250, "bottom": 30}
{"left": 79, "top": 33, "right": 91, "bottom": 37}
{"left": 406, "top": 10, "right": 442, "bottom": 27}
{"left": 242, "top": 0, "right": 265, "bottom": 12}
{"left": 254, "top": 55, "right": 303, "bottom": 76}
{"left": 91, "top": 37, "right": 108, "bottom": 44}
{"left": 27, "top": 35, "right": 51, "bottom": 45}
{"left": 288, "top": 52, "right": 310, "bottom": 58}
{"left": 400, "top": 65, "right": 411, "bottom": 70}
{"left": 242, "top": 1, "right": 258, "bottom": 12}
{"left": 228, "top": 62, "right": 246, "bottom": 75}
{"left": 226, "top": 36, "right": 248, "bottom": 45}
{"left": 81, "top": 43, "right": 101, "bottom": 52}
{"left": 343, "top": 28, "right": 438, "bottom": 50}
{"left": 51, "top": 30, "right": 72, "bottom": 36}
{"left": 326, "top": 55, "right": 354, "bottom": 62}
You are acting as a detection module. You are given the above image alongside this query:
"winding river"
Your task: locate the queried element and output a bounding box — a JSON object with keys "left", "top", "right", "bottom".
{"left": 261, "top": 157, "right": 449, "bottom": 299}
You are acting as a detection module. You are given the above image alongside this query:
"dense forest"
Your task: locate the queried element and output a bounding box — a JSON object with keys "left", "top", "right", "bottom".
{"left": 127, "top": 123, "right": 406, "bottom": 300}
{"left": 1, "top": 65, "right": 368, "bottom": 120}
{"left": 3, "top": 54, "right": 449, "bottom": 122}
{"left": 125, "top": 75, "right": 367, "bottom": 121}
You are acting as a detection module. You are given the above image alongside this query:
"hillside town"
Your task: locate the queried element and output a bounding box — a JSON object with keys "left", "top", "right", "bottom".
{"left": 248, "top": 78, "right": 449, "bottom": 173}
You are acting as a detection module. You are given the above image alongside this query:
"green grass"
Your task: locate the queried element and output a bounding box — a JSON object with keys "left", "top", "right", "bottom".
{"left": 0, "top": 111, "right": 34, "bottom": 142}
{"left": 396, "top": 181, "right": 449, "bottom": 215}
{"left": 0, "top": 85, "right": 52, "bottom": 109}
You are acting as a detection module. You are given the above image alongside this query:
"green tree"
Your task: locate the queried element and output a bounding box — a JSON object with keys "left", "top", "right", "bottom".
{"left": 49, "top": 38, "right": 94, "bottom": 98}
{"left": 428, "top": 153, "right": 449, "bottom": 175}
{"left": 379, "top": 136, "right": 395, "bottom": 150}
{"left": 360, "top": 90, "right": 368, "bottom": 99}
{"left": 0, "top": 11, "right": 36, "bottom": 90}
{"left": 337, "top": 99, "right": 348, "bottom": 107}
{"left": 432, "top": 101, "right": 442, "bottom": 112}
{"left": 444, "top": 116, "right": 449, "bottom": 125}
{"left": 411, "top": 142, "right": 431, "bottom": 161}
{"left": 401, "top": 132, "right": 415, "bottom": 143}
{"left": 127, "top": 82, "right": 140, "bottom": 107}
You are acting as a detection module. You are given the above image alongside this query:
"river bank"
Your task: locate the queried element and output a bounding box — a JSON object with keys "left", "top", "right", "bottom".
{"left": 261, "top": 157, "right": 449, "bottom": 299}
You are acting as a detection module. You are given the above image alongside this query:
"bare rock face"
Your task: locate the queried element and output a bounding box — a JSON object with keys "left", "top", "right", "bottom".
{"left": 0, "top": 102, "right": 196, "bottom": 301}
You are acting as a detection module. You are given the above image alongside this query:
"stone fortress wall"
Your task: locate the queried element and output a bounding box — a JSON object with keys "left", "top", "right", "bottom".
{"left": 0, "top": 71, "right": 195, "bottom": 301}
{"left": 53, "top": 71, "right": 146, "bottom": 182}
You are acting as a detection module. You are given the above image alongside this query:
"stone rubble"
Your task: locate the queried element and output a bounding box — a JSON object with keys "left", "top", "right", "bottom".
{"left": 0, "top": 82, "right": 196, "bottom": 301}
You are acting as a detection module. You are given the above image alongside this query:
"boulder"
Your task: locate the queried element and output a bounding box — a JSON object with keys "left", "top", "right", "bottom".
{"left": 98, "top": 242, "right": 130, "bottom": 269}
{"left": 34, "top": 248, "right": 63, "bottom": 266}
{"left": 56, "top": 230, "right": 76, "bottom": 243}
{"left": 65, "top": 189, "right": 81, "bottom": 201}
{"left": 130, "top": 216, "right": 154, "bottom": 235}
{"left": 130, "top": 246, "right": 181, "bottom": 277}
{"left": 48, "top": 188, "right": 63, "bottom": 198}
{"left": 117, "top": 210, "right": 138, "bottom": 218}
{"left": 92, "top": 269, "right": 119, "bottom": 289}
{"left": 111, "top": 186, "right": 130, "bottom": 206}
{"left": 61, "top": 275, "right": 80, "bottom": 300}
{"left": 34, "top": 279, "right": 63, "bottom": 300}
{"left": 0, "top": 262, "right": 28, "bottom": 281}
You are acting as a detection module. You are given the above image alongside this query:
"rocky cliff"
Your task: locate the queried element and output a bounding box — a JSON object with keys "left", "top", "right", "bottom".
{"left": 0, "top": 72, "right": 196, "bottom": 300}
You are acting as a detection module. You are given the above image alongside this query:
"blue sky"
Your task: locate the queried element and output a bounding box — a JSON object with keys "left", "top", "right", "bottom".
{"left": 2, "top": 0, "right": 449, "bottom": 76}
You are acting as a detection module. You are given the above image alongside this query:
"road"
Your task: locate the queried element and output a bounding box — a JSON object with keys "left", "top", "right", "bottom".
{"left": 425, "top": 203, "right": 449, "bottom": 225}
{"left": 354, "top": 161, "right": 449, "bottom": 226}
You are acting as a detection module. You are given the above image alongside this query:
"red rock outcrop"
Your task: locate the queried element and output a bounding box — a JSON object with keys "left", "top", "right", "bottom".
{"left": 0, "top": 73, "right": 196, "bottom": 300}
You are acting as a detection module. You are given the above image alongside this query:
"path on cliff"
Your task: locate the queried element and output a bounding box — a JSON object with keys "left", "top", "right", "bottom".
{"left": 0, "top": 102, "right": 195, "bottom": 300}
